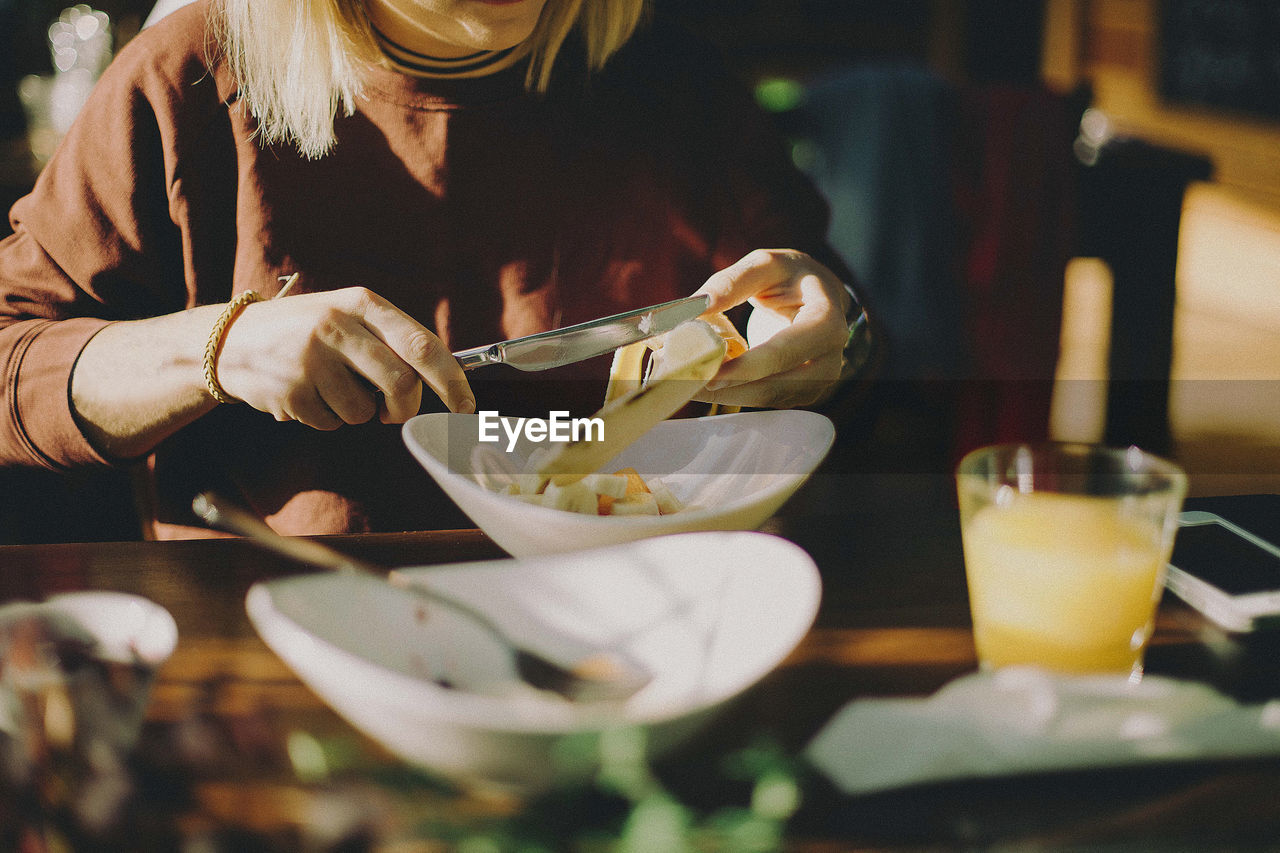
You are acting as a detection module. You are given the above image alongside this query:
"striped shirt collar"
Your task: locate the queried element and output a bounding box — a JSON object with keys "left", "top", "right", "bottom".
{"left": 372, "top": 23, "right": 520, "bottom": 78}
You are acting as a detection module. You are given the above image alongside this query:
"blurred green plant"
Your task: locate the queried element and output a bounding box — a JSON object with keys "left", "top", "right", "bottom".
{"left": 288, "top": 726, "right": 804, "bottom": 852}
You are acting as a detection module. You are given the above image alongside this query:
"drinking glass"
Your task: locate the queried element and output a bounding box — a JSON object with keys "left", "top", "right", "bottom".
{"left": 956, "top": 443, "right": 1187, "bottom": 679}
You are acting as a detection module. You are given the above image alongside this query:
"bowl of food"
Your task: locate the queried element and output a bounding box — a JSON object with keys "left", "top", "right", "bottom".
{"left": 402, "top": 408, "right": 835, "bottom": 557}
{"left": 406, "top": 316, "right": 835, "bottom": 556}
{"left": 245, "top": 530, "right": 821, "bottom": 793}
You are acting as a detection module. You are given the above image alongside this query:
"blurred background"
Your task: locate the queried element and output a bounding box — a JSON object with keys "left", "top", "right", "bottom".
{"left": 1, "top": 0, "right": 1279, "bottom": 542}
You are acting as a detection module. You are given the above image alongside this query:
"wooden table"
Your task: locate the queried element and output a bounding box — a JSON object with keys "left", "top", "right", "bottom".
{"left": 2, "top": 482, "right": 1279, "bottom": 850}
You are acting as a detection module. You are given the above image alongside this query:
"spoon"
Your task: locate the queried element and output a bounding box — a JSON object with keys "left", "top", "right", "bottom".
{"left": 191, "top": 492, "right": 651, "bottom": 703}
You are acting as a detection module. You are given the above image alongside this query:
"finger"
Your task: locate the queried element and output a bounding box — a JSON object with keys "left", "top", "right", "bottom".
{"left": 708, "top": 286, "right": 847, "bottom": 388}
{"left": 692, "top": 249, "right": 805, "bottom": 315}
{"left": 333, "top": 333, "right": 424, "bottom": 423}
{"left": 341, "top": 288, "right": 476, "bottom": 414}
{"left": 311, "top": 361, "right": 381, "bottom": 425}
{"left": 284, "top": 385, "right": 346, "bottom": 431}
{"left": 746, "top": 263, "right": 847, "bottom": 314}
{"left": 694, "top": 249, "right": 849, "bottom": 316}
{"left": 695, "top": 350, "right": 845, "bottom": 409}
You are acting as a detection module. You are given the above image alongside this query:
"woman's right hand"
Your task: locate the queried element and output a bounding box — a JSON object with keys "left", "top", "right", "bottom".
{"left": 216, "top": 286, "right": 475, "bottom": 429}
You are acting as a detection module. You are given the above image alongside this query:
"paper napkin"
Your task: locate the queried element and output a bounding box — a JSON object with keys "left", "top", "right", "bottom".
{"left": 805, "top": 666, "right": 1280, "bottom": 796}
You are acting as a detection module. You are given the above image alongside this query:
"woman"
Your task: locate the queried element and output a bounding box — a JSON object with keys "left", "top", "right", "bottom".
{"left": 0, "top": 0, "right": 865, "bottom": 537}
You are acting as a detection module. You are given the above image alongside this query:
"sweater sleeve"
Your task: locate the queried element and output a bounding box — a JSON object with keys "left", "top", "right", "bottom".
{"left": 0, "top": 229, "right": 114, "bottom": 469}
{"left": 0, "top": 5, "right": 216, "bottom": 470}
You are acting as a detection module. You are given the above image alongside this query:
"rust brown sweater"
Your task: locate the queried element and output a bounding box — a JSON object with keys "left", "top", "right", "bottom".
{"left": 0, "top": 2, "right": 843, "bottom": 537}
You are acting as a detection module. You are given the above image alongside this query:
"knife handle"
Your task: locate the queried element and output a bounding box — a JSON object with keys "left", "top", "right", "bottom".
{"left": 453, "top": 345, "right": 501, "bottom": 371}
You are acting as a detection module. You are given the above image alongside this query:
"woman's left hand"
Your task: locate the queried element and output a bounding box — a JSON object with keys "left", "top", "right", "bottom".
{"left": 692, "top": 249, "right": 855, "bottom": 408}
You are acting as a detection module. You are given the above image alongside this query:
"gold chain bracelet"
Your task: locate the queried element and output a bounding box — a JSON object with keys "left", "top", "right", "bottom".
{"left": 203, "top": 273, "right": 301, "bottom": 404}
{"left": 202, "top": 290, "right": 264, "bottom": 404}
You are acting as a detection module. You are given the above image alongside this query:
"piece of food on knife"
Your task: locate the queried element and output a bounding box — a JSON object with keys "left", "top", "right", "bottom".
{"left": 536, "top": 316, "right": 728, "bottom": 487}
{"left": 603, "top": 310, "right": 746, "bottom": 405}
{"left": 474, "top": 314, "right": 744, "bottom": 516}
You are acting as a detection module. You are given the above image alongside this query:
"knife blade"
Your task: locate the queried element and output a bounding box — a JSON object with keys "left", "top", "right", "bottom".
{"left": 452, "top": 294, "right": 710, "bottom": 372}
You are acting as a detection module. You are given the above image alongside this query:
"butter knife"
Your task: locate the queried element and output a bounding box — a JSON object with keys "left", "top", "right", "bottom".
{"left": 453, "top": 294, "right": 710, "bottom": 372}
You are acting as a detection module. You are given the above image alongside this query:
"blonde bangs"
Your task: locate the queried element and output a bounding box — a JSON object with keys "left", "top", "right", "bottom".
{"left": 216, "top": 0, "right": 648, "bottom": 158}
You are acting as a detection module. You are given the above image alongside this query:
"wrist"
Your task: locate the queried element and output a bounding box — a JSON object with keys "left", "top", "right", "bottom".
{"left": 840, "top": 283, "right": 874, "bottom": 382}
{"left": 841, "top": 283, "right": 864, "bottom": 336}
{"left": 203, "top": 291, "right": 265, "bottom": 404}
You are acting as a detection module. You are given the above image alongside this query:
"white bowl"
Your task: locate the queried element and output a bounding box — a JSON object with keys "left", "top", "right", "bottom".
{"left": 0, "top": 592, "right": 178, "bottom": 750}
{"left": 245, "top": 531, "right": 821, "bottom": 792}
{"left": 402, "top": 409, "right": 835, "bottom": 557}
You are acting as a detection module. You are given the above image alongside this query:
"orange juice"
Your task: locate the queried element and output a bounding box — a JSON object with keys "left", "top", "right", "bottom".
{"left": 961, "top": 491, "right": 1171, "bottom": 675}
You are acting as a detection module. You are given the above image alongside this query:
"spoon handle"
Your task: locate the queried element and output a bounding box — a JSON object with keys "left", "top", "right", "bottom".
{"left": 192, "top": 492, "right": 512, "bottom": 635}
{"left": 193, "top": 493, "right": 383, "bottom": 576}
{"left": 192, "top": 492, "right": 651, "bottom": 703}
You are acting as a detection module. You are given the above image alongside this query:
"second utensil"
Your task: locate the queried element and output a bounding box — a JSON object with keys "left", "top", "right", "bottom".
{"left": 191, "top": 492, "right": 651, "bottom": 703}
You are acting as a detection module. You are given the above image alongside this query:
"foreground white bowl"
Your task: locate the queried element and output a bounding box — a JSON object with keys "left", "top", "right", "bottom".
{"left": 402, "top": 409, "right": 835, "bottom": 557}
{"left": 0, "top": 592, "right": 178, "bottom": 750}
{"left": 245, "top": 531, "right": 821, "bottom": 792}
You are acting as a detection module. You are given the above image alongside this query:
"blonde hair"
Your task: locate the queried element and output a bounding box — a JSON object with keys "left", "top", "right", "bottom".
{"left": 214, "top": 0, "right": 647, "bottom": 160}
